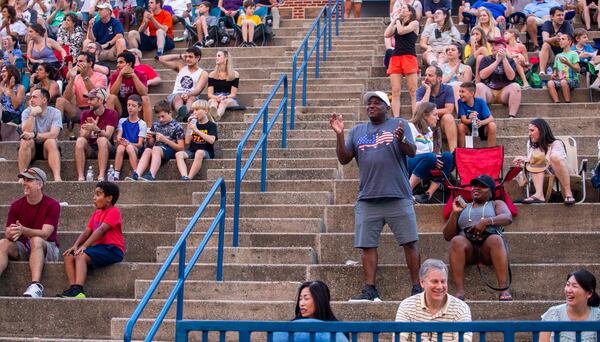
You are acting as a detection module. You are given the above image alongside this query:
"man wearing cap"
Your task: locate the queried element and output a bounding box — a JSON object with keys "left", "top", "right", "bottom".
{"left": 83, "top": 2, "right": 127, "bottom": 62}
{"left": 476, "top": 37, "right": 522, "bottom": 118}
{"left": 330, "top": 91, "right": 422, "bottom": 302}
{"left": 18, "top": 88, "right": 63, "bottom": 182}
{"left": 538, "top": 7, "right": 574, "bottom": 73}
{"left": 416, "top": 65, "right": 458, "bottom": 152}
{"left": 56, "top": 52, "right": 110, "bottom": 126}
{"left": 0, "top": 167, "right": 61, "bottom": 298}
{"left": 75, "top": 87, "right": 119, "bottom": 181}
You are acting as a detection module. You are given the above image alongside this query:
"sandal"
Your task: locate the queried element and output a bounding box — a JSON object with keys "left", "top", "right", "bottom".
{"left": 499, "top": 291, "right": 513, "bottom": 301}
{"left": 564, "top": 196, "right": 576, "bottom": 206}
{"left": 521, "top": 85, "right": 531, "bottom": 90}
{"left": 521, "top": 196, "right": 545, "bottom": 204}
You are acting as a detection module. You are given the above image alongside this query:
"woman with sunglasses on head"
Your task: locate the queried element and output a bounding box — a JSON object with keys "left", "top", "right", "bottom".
{"left": 540, "top": 270, "right": 600, "bottom": 342}
{"left": 272, "top": 281, "right": 349, "bottom": 342}
{"left": 442, "top": 174, "right": 513, "bottom": 301}
{"left": 0, "top": 64, "right": 26, "bottom": 126}
{"left": 57, "top": 13, "right": 85, "bottom": 58}
{"left": 420, "top": 8, "right": 461, "bottom": 67}
{"left": 384, "top": 4, "right": 420, "bottom": 117}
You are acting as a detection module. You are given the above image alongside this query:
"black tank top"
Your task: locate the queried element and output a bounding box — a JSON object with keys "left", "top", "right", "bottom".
{"left": 393, "top": 29, "right": 417, "bottom": 57}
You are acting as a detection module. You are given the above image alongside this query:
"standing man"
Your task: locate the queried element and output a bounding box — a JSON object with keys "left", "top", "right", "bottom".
{"left": 330, "top": 91, "right": 422, "bottom": 301}
{"left": 415, "top": 65, "right": 458, "bottom": 152}
{"left": 18, "top": 88, "right": 63, "bottom": 181}
{"left": 83, "top": 3, "right": 127, "bottom": 62}
{"left": 128, "top": 0, "right": 175, "bottom": 59}
{"left": 395, "top": 259, "right": 472, "bottom": 342}
{"left": 0, "top": 167, "right": 60, "bottom": 298}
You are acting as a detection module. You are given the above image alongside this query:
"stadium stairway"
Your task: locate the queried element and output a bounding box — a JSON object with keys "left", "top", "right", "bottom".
{"left": 0, "top": 16, "right": 599, "bottom": 341}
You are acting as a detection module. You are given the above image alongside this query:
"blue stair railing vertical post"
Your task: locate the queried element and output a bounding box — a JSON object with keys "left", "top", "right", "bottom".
{"left": 124, "top": 178, "right": 226, "bottom": 342}
{"left": 232, "top": 74, "right": 288, "bottom": 247}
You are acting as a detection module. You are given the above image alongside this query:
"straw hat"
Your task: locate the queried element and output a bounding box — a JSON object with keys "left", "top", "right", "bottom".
{"left": 526, "top": 150, "right": 549, "bottom": 173}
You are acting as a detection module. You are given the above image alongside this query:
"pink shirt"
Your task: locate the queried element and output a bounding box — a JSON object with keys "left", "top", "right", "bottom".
{"left": 73, "top": 72, "right": 108, "bottom": 108}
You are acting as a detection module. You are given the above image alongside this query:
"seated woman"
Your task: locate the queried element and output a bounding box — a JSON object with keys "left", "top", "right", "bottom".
{"left": 407, "top": 102, "right": 454, "bottom": 204}
{"left": 463, "top": 27, "right": 491, "bottom": 79}
{"left": 540, "top": 269, "right": 600, "bottom": 342}
{"left": 26, "top": 23, "right": 66, "bottom": 72}
{"left": 441, "top": 43, "right": 473, "bottom": 109}
{"left": 504, "top": 28, "right": 530, "bottom": 89}
{"left": 2, "top": 34, "right": 23, "bottom": 67}
{"left": 443, "top": 174, "right": 513, "bottom": 301}
{"left": 31, "top": 63, "right": 61, "bottom": 105}
{"left": 272, "top": 280, "right": 349, "bottom": 342}
{"left": 0, "top": 5, "right": 27, "bottom": 39}
{"left": 0, "top": 64, "right": 26, "bottom": 126}
{"left": 474, "top": 8, "right": 501, "bottom": 40}
{"left": 513, "top": 118, "right": 576, "bottom": 205}
{"left": 419, "top": 8, "right": 461, "bottom": 66}
{"left": 207, "top": 50, "right": 239, "bottom": 121}
{"left": 56, "top": 13, "right": 85, "bottom": 57}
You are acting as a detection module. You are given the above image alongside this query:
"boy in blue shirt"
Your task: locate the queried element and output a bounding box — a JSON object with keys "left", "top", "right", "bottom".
{"left": 457, "top": 82, "right": 497, "bottom": 147}
{"left": 114, "top": 95, "right": 148, "bottom": 180}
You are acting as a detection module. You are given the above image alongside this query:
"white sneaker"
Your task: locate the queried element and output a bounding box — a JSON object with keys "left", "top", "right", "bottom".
{"left": 23, "top": 282, "right": 43, "bottom": 298}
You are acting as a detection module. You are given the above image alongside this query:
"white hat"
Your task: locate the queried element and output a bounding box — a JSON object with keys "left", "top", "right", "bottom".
{"left": 96, "top": 2, "right": 113, "bottom": 11}
{"left": 363, "top": 91, "right": 391, "bottom": 106}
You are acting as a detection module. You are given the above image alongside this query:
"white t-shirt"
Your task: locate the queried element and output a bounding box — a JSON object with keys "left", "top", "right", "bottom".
{"left": 165, "top": 0, "right": 191, "bottom": 16}
{"left": 408, "top": 122, "right": 434, "bottom": 154}
{"left": 0, "top": 21, "right": 28, "bottom": 38}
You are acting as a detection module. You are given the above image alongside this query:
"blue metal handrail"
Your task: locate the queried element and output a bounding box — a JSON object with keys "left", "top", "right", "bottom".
{"left": 123, "top": 178, "right": 227, "bottom": 342}
{"left": 232, "top": 74, "right": 288, "bottom": 247}
{"left": 290, "top": 0, "right": 343, "bottom": 130}
{"left": 176, "top": 320, "right": 600, "bottom": 342}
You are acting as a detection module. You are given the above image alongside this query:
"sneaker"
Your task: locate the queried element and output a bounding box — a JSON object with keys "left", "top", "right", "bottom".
{"left": 349, "top": 285, "right": 382, "bottom": 302}
{"left": 23, "top": 282, "right": 43, "bottom": 298}
{"left": 154, "top": 51, "right": 163, "bottom": 60}
{"left": 413, "top": 193, "right": 430, "bottom": 204}
{"left": 204, "top": 38, "right": 215, "bottom": 47}
{"left": 57, "top": 287, "right": 78, "bottom": 298}
{"left": 209, "top": 105, "right": 218, "bottom": 120}
{"left": 239, "top": 41, "right": 248, "bottom": 47}
{"left": 141, "top": 173, "right": 155, "bottom": 181}
{"left": 173, "top": 36, "right": 185, "bottom": 42}
{"left": 180, "top": 176, "right": 190, "bottom": 181}
{"left": 411, "top": 284, "right": 424, "bottom": 296}
{"left": 125, "top": 171, "right": 139, "bottom": 181}
{"left": 59, "top": 286, "right": 87, "bottom": 298}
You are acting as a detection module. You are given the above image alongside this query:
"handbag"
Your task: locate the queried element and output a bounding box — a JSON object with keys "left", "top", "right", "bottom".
{"left": 463, "top": 224, "right": 504, "bottom": 246}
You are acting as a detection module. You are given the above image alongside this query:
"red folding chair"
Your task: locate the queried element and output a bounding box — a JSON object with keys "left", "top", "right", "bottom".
{"left": 442, "top": 146, "right": 522, "bottom": 219}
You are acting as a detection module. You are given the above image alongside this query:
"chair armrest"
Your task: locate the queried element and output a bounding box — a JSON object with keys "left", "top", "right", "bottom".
{"left": 579, "top": 158, "right": 588, "bottom": 176}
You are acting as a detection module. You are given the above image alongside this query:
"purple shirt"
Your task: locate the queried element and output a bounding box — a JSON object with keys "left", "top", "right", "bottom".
{"left": 222, "top": 0, "right": 243, "bottom": 11}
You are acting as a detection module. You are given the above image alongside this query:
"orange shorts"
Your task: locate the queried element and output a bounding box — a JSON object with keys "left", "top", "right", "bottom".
{"left": 387, "top": 55, "right": 419, "bottom": 75}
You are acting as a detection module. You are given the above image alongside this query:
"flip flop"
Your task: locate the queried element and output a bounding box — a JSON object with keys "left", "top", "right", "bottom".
{"left": 564, "top": 196, "right": 576, "bottom": 206}
{"left": 522, "top": 196, "right": 545, "bottom": 204}
{"left": 499, "top": 291, "right": 513, "bottom": 301}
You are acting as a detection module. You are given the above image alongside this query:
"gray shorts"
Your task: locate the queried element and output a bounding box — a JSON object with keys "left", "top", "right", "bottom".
{"left": 15, "top": 240, "right": 60, "bottom": 262}
{"left": 354, "top": 198, "right": 418, "bottom": 248}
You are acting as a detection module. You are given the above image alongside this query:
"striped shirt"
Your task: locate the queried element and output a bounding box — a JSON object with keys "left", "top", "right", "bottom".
{"left": 394, "top": 293, "right": 472, "bottom": 342}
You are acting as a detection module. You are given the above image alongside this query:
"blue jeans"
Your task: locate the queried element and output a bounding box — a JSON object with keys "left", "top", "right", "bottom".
{"left": 408, "top": 152, "right": 453, "bottom": 182}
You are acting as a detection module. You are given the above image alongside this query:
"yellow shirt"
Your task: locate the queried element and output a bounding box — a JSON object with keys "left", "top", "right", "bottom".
{"left": 463, "top": 42, "right": 492, "bottom": 62}
{"left": 237, "top": 14, "right": 262, "bottom": 26}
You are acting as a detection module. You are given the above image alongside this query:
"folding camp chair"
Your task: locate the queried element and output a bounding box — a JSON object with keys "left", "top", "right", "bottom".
{"left": 525, "top": 136, "right": 588, "bottom": 204}
{"left": 441, "top": 146, "right": 522, "bottom": 219}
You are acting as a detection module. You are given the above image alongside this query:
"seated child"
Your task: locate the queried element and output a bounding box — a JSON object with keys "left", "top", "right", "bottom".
{"left": 127, "top": 100, "right": 185, "bottom": 181}
{"left": 237, "top": 0, "right": 263, "bottom": 47}
{"left": 129, "top": 48, "right": 162, "bottom": 87}
{"left": 114, "top": 95, "right": 148, "bottom": 180}
{"left": 548, "top": 34, "right": 580, "bottom": 103}
{"left": 58, "top": 181, "right": 124, "bottom": 298}
{"left": 175, "top": 100, "right": 218, "bottom": 180}
{"left": 193, "top": 1, "right": 218, "bottom": 47}
{"left": 456, "top": 82, "right": 497, "bottom": 147}
{"left": 573, "top": 28, "right": 597, "bottom": 63}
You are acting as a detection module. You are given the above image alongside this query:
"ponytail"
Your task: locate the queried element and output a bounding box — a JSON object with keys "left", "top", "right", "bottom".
{"left": 588, "top": 292, "right": 600, "bottom": 307}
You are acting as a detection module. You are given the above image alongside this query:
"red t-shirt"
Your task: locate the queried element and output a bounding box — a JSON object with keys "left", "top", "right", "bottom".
{"left": 6, "top": 195, "right": 60, "bottom": 247}
{"left": 147, "top": 10, "right": 173, "bottom": 39}
{"left": 135, "top": 64, "right": 158, "bottom": 81}
{"left": 109, "top": 68, "right": 148, "bottom": 101}
{"left": 80, "top": 108, "right": 119, "bottom": 145}
{"left": 86, "top": 206, "right": 125, "bottom": 253}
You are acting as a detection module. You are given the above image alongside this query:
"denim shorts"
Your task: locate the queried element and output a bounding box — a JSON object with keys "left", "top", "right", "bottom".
{"left": 550, "top": 78, "right": 579, "bottom": 90}
{"left": 84, "top": 244, "right": 124, "bottom": 269}
{"left": 159, "top": 145, "right": 177, "bottom": 161}
{"left": 185, "top": 149, "right": 211, "bottom": 160}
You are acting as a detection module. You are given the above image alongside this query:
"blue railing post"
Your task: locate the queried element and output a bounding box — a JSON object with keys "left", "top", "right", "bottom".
{"left": 233, "top": 154, "right": 242, "bottom": 248}
{"left": 176, "top": 243, "right": 186, "bottom": 321}
{"left": 302, "top": 42, "right": 308, "bottom": 106}
{"left": 261, "top": 104, "right": 268, "bottom": 192}
{"left": 216, "top": 183, "right": 226, "bottom": 281}
{"left": 290, "top": 59, "right": 297, "bottom": 130}
{"left": 323, "top": 14, "right": 327, "bottom": 62}
{"left": 328, "top": 0, "right": 332, "bottom": 50}
{"left": 281, "top": 76, "right": 288, "bottom": 149}
{"left": 315, "top": 18, "right": 320, "bottom": 78}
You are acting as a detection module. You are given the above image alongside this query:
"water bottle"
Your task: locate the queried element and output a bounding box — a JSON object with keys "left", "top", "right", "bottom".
{"left": 86, "top": 166, "right": 94, "bottom": 181}
{"left": 472, "top": 117, "right": 479, "bottom": 138}
{"left": 107, "top": 165, "right": 115, "bottom": 182}
{"left": 190, "top": 118, "right": 198, "bottom": 127}
{"left": 546, "top": 67, "right": 553, "bottom": 75}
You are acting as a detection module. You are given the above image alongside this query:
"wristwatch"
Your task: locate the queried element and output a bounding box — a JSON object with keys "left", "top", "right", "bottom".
{"left": 401, "top": 135, "right": 407, "bottom": 144}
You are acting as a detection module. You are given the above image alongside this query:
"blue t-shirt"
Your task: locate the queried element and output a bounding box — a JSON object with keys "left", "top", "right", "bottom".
{"left": 573, "top": 43, "right": 596, "bottom": 62}
{"left": 472, "top": 0, "right": 507, "bottom": 18}
{"left": 272, "top": 319, "right": 349, "bottom": 342}
{"left": 457, "top": 97, "right": 491, "bottom": 120}
{"left": 92, "top": 17, "right": 124, "bottom": 44}
{"left": 415, "top": 84, "right": 455, "bottom": 110}
{"left": 118, "top": 117, "right": 148, "bottom": 144}
{"left": 344, "top": 117, "right": 415, "bottom": 200}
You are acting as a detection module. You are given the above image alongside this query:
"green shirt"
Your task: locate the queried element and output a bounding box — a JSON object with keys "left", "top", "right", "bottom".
{"left": 553, "top": 50, "right": 579, "bottom": 80}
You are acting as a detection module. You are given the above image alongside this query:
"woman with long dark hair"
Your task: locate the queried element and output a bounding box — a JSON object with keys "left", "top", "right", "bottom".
{"left": 31, "top": 63, "right": 60, "bottom": 104}
{"left": 26, "top": 23, "right": 66, "bottom": 71}
{"left": 540, "top": 270, "right": 600, "bottom": 342}
{"left": 0, "top": 5, "right": 27, "bottom": 39}
{"left": 57, "top": 13, "right": 85, "bottom": 57}
{"left": 272, "top": 281, "right": 348, "bottom": 342}
{"left": 384, "top": 3, "right": 420, "bottom": 117}
{"left": 513, "top": 118, "right": 576, "bottom": 205}
{"left": 0, "top": 64, "right": 26, "bottom": 125}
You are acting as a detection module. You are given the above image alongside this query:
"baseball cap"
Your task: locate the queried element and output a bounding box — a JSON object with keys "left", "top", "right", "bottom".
{"left": 488, "top": 37, "right": 508, "bottom": 46}
{"left": 18, "top": 167, "right": 47, "bottom": 184}
{"left": 96, "top": 3, "right": 113, "bottom": 10}
{"left": 83, "top": 87, "right": 108, "bottom": 102}
{"left": 470, "top": 174, "right": 496, "bottom": 194}
{"left": 363, "top": 91, "right": 391, "bottom": 106}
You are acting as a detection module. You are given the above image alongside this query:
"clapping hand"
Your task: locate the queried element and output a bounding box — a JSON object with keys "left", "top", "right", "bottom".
{"left": 329, "top": 113, "right": 344, "bottom": 135}
{"left": 81, "top": 116, "right": 99, "bottom": 132}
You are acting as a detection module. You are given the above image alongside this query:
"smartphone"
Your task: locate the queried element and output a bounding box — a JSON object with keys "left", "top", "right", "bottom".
{"left": 456, "top": 195, "right": 467, "bottom": 207}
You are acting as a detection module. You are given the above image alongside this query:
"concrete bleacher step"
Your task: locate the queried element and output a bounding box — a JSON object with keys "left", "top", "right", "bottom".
{"left": 191, "top": 191, "right": 332, "bottom": 205}
{"left": 155, "top": 246, "right": 318, "bottom": 264}
{"left": 176, "top": 217, "right": 325, "bottom": 233}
